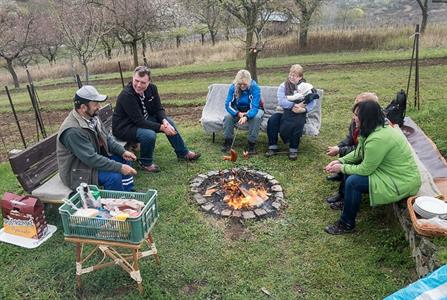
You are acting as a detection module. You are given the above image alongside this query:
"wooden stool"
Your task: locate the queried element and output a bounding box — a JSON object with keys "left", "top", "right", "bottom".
{"left": 65, "top": 233, "right": 160, "bottom": 293}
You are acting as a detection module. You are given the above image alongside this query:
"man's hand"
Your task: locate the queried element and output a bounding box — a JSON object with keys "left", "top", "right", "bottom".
{"left": 238, "top": 115, "right": 248, "bottom": 125}
{"left": 121, "top": 164, "right": 137, "bottom": 176}
{"left": 160, "top": 119, "right": 177, "bottom": 136}
{"left": 326, "top": 146, "right": 340, "bottom": 157}
{"left": 122, "top": 150, "right": 136, "bottom": 161}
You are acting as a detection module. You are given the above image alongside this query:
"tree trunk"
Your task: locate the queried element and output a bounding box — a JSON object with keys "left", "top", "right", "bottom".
{"left": 210, "top": 31, "right": 216, "bottom": 46}
{"left": 141, "top": 36, "right": 147, "bottom": 59}
{"left": 176, "top": 36, "right": 181, "bottom": 48}
{"left": 6, "top": 58, "right": 20, "bottom": 88}
{"left": 83, "top": 61, "right": 89, "bottom": 84}
{"left": 421, "top": 9, "right": 428, "bottom": 33}
{"left": 245, "top": 29, "right": 258, "bottom": 82}
{"left": 201, "top": 33, "right": 205, "bottom": 46}
{"left": 299, "top": 24, "right": 309, "bottom": 49}
{"left": 131, "top": 41, "right": 138, "bottom": 68}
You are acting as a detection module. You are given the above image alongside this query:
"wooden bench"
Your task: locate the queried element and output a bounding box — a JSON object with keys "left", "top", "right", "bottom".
{"left": 8, "top": 104, "right": 122, "bottom": 204}
{"left": 200, "top": 84, "right": 324, "bottom": 142}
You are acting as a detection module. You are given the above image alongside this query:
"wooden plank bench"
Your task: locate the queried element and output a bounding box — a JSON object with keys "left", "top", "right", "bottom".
{"left": 8, "top": 104, "right": 123, "bottom": 204}
{"left": 200, "top": 84, "right": 324, "bottom": 142}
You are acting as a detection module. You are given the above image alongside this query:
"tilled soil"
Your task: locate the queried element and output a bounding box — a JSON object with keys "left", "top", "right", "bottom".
{"left": 3, "top": 56, "right": 447, "bottom": 95}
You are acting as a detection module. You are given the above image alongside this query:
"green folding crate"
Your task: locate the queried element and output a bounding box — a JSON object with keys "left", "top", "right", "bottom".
{"left": 59, "top": 185, "right": 158, "bottom": 244}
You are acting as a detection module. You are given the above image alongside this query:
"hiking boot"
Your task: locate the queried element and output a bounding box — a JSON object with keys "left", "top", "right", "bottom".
{"left": 179, "top": 151, "right": 201, "bottom": 161}
{"left": 288, "top": 151, "right": 297, "bottom": 161}
{"left": 141, "top": 163, "right": 160, "bottom": 173}
{"left": 330, "top": 200, "right": 344, "bottom": 210}
{"left": 326, "top": 173, "right": 343, "bottom": 182}
{"left": 221, "top": 138, "right": 232, "bottom": 153}
{"left": 247, "top": 142, "right": 256, "bottom": 155}
{"left": 265, "top": 149, "right": 278, "bottom": 157}
{"left": 325, "top": 193, "right": 342, "bottom": 204}
{"left": 324, "top": 220, "right": 354, "bottom": 235}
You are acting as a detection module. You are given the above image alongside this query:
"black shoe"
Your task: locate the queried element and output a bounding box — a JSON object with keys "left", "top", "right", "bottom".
{"left": 325, "top": 193, "right": 342, "bottom": 204}
{"left": 221, "top": 138, "right": 232, "bottom": 153}
{"left": 288, "top": 152, "right": 297, "bottom": 161}
{"left": 247, "top": 142, "right": 256, "bottom": 155}
{"left": 324, "top": 220, "right": 354, "bottom": 235}
{"left": 265, "top": 149, "right": 278, "bottom": 157}
{"left": 326, "top": 173, "right": 343, "bottom": 182}
{"left": 330, "top": 200, "right": 344, "bottom": 210}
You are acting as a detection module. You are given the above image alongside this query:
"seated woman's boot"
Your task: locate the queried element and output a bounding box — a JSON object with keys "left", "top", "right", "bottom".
{"left": 221, "top": 138, "right": 232, "bottom": 153}
{"left": 247, "top": 142, "right": 256, "bottom": 155}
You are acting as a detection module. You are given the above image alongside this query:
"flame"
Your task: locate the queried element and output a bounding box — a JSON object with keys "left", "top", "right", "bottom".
{"left": 221, "top": 177, "right": 269, "bottom": 209}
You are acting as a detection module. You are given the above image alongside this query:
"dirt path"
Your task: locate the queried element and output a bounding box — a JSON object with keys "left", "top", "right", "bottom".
{"left": 7, "top": 56, "right": 447, "bottom": 94}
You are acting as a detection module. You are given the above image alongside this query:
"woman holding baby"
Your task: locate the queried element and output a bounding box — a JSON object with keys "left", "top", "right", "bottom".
{"left": 265, "top": 64, "right": 319, "bottom": 160}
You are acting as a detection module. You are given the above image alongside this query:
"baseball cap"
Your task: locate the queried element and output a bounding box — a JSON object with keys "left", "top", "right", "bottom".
{"left": 74, "top": 85, "right": 108, "bottom": 105}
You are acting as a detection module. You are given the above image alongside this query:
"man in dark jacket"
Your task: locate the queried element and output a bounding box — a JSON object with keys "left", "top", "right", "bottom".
{"left": 325, "top": 92, "right": 379, "bottom": 209}
{"left": 113, "top": 66, "right": 200, "bottom": 172}
{"left": 57, "top": 85, "right": 137, "bottom": 191}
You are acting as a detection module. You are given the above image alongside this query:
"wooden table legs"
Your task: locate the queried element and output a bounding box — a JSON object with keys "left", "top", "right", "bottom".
{"left": 66, "top": 233, "right": 159, "bottom": 293}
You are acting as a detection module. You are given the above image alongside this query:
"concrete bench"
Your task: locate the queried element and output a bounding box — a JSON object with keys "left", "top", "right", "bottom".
{"left": 200, "top": 84, "right": 324, "bottom": 142}
{"left": 392, "top": 117, "right": 447, "bottom": 277}
{"left": 8, "top": 104, "right": 122, "bottom": 204}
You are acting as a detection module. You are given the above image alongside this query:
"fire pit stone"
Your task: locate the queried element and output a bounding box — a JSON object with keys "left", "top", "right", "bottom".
{"left": 190, "top": 168, "right": 285, "bottom": 219}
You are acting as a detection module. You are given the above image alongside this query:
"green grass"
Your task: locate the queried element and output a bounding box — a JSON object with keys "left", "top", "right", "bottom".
{"left": 1, "top": 49, "right": 447, "bottom": 299}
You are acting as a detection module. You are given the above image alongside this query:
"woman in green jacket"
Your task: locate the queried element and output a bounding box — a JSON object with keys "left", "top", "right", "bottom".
{"left": 324, "top": 100, "right": 421, "bottom": 235}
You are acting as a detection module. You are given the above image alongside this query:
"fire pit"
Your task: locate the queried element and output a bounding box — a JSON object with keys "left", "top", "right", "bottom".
{"left": 190, "top": 168, "right": 285, "bottom": 219}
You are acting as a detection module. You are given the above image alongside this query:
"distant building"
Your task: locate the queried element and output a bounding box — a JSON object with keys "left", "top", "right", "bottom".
{"left": 264, "top": 12, "right": 300, "bottom": 36}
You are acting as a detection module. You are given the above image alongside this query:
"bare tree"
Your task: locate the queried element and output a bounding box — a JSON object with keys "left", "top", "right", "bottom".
{"left": 0, "top": 4, "right": 34, "bottom": 88}
{"left": 415, "top": 0, "right": 430, "bottom": 33}
{"left": 164, "top": 0, "right": 193, "bottom": 48}
{"left": 288, "top": 0, "right": 325, "bottom": 49}
{"left": 94, "top": 0, "right": 160, "bottom": 68}
{"left": 33, "top": 12, "right": 63, "bottom": 65}
{"left": 220, "top": 0, "right": 277, "bottom": 82}
{"left": 52, "top": 0, "right": 107, "bottom": 82}
{"left": 183, "top": 0, "right": 222, "bottom": 46}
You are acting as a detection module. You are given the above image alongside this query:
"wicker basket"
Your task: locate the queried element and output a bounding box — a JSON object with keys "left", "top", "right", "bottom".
{"left": 59, "top": 185, "right": 158, "bottom": 244}
{"left": 407, "top": 196, "right": 447, "bottom": 237}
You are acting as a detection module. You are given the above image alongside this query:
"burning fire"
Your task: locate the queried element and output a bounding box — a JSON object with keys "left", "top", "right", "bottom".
{"left": 204, "top": 170, "right": 270, "bottom": 209}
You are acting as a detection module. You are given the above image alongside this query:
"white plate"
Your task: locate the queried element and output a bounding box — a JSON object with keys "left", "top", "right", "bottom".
{"left": 0, "top": 224, "right": 57, "bottom": 249}
{"left": 415, "top": 196, "right": 447, "bottom": 216}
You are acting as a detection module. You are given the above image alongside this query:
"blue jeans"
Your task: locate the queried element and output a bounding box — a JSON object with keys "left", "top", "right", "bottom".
{"left": 267, "top": 111, "right": 306, "bottom": 152}
{"left": 223, "top": 110, "right": 264, "bottom": 143}
{"left": 98, "top": 155, "right": 134, "bottom": 191}
{"left": 136, "top": 116, "right": 188, "bottom": 166}
{"left": 340, "top": 175, "right": 369, "bottom": 228}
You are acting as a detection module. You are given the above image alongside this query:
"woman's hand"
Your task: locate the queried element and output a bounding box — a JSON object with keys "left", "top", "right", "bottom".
{"left": 238, "top": 115, "right": 248, "bottom": 125}
{"left": 324, "top": 160, "right": 342, "bottom": 173}
{"left": 122, "top": 150, "right": 136, "bottom": 161}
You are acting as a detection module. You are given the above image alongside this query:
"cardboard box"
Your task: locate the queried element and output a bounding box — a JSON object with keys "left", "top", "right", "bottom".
{"left": 2, "top": 192, "right": 48, "bottom": 239}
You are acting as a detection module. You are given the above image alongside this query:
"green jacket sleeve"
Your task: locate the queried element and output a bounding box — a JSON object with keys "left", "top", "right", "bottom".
{"left": 341, "top": 135, "right": 387, "bottom": 176}
{"left": 338, "top": 146, "right": 360, "bottom": 165}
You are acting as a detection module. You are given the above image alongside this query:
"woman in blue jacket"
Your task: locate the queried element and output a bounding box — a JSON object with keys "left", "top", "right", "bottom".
{"left": 222, "top": 70, "right": 263, "bottom": 155}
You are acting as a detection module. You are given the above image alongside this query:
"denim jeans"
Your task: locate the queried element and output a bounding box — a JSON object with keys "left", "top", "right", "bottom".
{"left": 136, "top": 116, "right": 188, "bottom": 166}
{"left": 223, "top": 110, "right": 264, "bottom": 143}
{"left": 340, "top": 175, "right": 369, "bottom": 228}
{"left": 98, "top": 155, "right": 134, "bottom": 191}
{"left": 267, "top": 111, "right": 306, "bottom": 152}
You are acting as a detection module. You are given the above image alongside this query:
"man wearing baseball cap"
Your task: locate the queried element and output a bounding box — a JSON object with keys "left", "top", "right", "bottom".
{"left": 57, "top": 85, "right": 137, "bottom": 191}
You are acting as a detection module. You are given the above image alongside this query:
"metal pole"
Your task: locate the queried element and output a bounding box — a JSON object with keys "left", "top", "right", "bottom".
{"left": 75, "top": 74, "right": 83, "bottom": 88}
{"left": 406, "top": 25, "right": 417, "bottom": 98}
{"left": 26, "top": 67, "right": 47, "bottom": 137}
{"left": 118, "top": 61, "right": 125, "bottom": 88}
{"left": 27, "top": 84, "right": 46, "bottom": 141}
{"left": 415, "top": 24, "right": 420, "bottom": 110}
{"left": 5, "top": 86, "right": 27, "bottom": 148}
